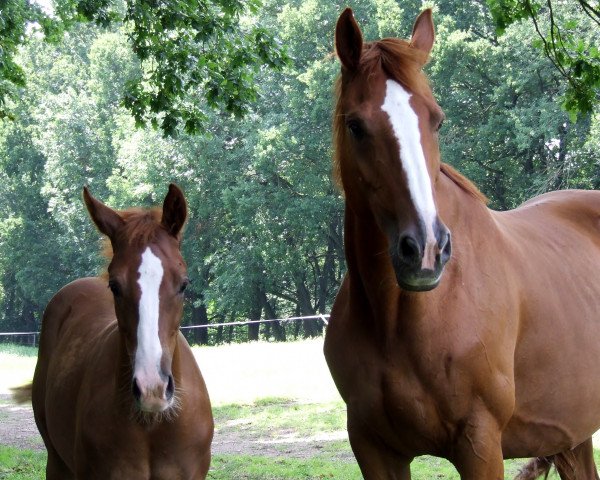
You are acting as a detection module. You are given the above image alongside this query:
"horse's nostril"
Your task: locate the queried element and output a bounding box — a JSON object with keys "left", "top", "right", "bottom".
{"left": 166, "top": 375, "right": 174, "bottom": 401}
{"left": 399, "top": 235, "right": 421, "bottom": 265}
{"left": 441, "top": 232, "right": 452, "bottom": 261}
{"left": 132, "top": 377, "right": 142, "bottom": 401}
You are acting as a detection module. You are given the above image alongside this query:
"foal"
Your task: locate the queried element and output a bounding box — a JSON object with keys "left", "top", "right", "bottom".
{"left": 30, "top": 184, "right": 213, "bottom": 479}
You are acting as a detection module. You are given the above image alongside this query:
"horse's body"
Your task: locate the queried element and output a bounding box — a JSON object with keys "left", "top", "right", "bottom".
{"left": 31, "top": 185, "right": 213, "bottom": 479}
{"left": 324, "top": 9, "right": 600, "bottom": 480}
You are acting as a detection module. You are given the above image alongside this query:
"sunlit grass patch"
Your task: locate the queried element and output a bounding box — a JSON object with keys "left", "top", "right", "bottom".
{"left": 214, "top": 398, "right": 347, "bottom": 439}
{"left": 0, "top": 446, "right": 46, "bottom": 480}
{"left": 193, "top": 338, "right": 341, "bottom": 405}
{"left": 208, "top": 454, "right": 362, "bottom": 479}
{"left": 207, "top": 453, "right": 533, "bottom": 479}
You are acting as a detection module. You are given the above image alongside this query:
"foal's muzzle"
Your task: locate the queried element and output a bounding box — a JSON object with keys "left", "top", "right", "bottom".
{"left": 132, "top": 372, "right": 175, "bottom": 413}
{"left": 391, "top": 222, "right": 451, "bottom": 291}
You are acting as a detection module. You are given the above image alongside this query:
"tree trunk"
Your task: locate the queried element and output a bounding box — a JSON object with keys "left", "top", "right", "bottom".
{"left": 295, "top": 279, "right": 320, "bottom": 337}
{"left": 190, "top": 301, "right": 209, "bottom": 345}
{"left": 317, "top": 230, "right": 337, "bottom": 314}
{"left": 259, "top": 289, "right": 286, "bottom": 341}
{"left": 247, "top": 284, "right": 263, "bottom": 341}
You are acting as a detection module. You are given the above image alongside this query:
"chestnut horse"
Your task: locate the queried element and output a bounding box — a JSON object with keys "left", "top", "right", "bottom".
{"left": 324, "top": 8, "right": 600, "bottom": 480}
{"left": 29, "top": 184, "right": 213, "bottom": 479}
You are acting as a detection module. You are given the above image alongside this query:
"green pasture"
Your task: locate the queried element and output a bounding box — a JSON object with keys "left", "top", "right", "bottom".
{"left": 0, "top": 339, "right": 594, "bottom": 479}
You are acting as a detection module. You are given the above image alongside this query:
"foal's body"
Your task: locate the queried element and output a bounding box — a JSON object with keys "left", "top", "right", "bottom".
{"left": 31, "top": 185, "right": 213, "bottom": 480}
{"left": 34, "top": 278, "right": 212, "bottom": 479}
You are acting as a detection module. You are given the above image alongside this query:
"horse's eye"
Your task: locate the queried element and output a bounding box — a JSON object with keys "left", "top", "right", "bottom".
{"left": 178, "top": 278, "right": 190, "bottom": 295}
{"left": 436, "top": 119, "right": 444, "bottom": 132}
{"left": 346, "top": 119, "right": 365, "bottom": 140}
{"left": 108, "top": 280, "right": 121, "bottom": 297}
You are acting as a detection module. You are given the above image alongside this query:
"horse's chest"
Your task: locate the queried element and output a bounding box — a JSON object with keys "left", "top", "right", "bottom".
{"left": 103, "top": 459, "right": 187, "bottom": 480}
{"left": 332, "top": 332, "right": 471, "bottom": 455}
{"left": 353, "top": 359, "right": 456, "bottom": 454}
{"left": 78, "top": 435, "right": 200, "bottom": 480}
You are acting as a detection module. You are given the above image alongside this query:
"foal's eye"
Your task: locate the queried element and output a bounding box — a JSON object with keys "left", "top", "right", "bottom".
{"left": 108, "top": 280, "right": 121, "bottom": 297}
{"left": 346, "top": 119, "right": 365, "bottom": 140}
{"left": 178, "top": 278, "right": 190, "bottom": 295}
{"left": 436, "top": 119, "right": 444, "bottom": 132}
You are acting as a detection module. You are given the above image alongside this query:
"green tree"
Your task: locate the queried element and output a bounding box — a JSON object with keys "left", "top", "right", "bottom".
{"left": 0, "top": 0, "right": 288, "bottom": 134}
{"left": 486, "top": 0, "right": 600, "bottom": 117}
{"left": 430, "top": 7, "right": 598, "bottom": 209}
{"left": 1, "top": 0, "right": 598, "bottom": 344}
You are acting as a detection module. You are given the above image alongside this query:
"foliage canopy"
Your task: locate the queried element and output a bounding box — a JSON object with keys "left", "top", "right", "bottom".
{"left": 486, "top": 0, "right": 600, "bottom": 117}
{"left": 0, "top": 0, "right": 598, "bottom": 343}
{"left": 0, "top": 0, "right": 289, "bottom": 134}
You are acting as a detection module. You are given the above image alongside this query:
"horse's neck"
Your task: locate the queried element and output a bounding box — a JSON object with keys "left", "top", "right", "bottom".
{"left": 343, "top": 170, "right": 495, "bottom": 323}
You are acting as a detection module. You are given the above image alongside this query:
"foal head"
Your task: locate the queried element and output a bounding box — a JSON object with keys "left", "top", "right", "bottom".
{"left": 83, "top": 184, "right": 189, "bottom": 414}
{"left": 334, "top": 9, "right": 451, "bottom": 291}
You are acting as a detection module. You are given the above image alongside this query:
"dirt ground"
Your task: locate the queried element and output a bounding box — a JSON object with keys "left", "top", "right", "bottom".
{"left": 0, "top": 394, "right": 351, "bottom": 459}
{"left": 0, "top": 394, "right": 44, "bottom": 451}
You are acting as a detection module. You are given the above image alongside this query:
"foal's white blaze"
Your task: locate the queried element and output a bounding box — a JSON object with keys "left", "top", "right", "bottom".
{"left": 381, "top": 79, "right": 438, "bottom": 269}
{"left": 135, "top": 247, "right": 164, "bottom": 386}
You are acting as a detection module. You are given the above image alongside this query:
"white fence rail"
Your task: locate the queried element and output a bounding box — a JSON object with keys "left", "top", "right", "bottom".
{"left": 180, "top": 314, "right": 330, "bottom": 330}
{"left": 0, "top": 314, "right": 331, "bottom": 346}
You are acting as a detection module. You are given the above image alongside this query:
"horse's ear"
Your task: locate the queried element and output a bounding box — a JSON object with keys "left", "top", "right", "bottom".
{"left": 83, "top": 186, "right": 124, "bottom": 239}
{"left": 335, "top": 8, "right": 363, "bottom": 71}
{"left": 410, "top": 8, "right": 435, "bottom": 57}
{"left": 161, "top": 183, "right": 187, "bottom": 239}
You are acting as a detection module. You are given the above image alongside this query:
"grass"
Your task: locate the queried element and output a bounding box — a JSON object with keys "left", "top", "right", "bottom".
{"left": 0, "top": 445, "right": 538, "bottom": 480}
{"left": 0, "top": 341, "right": 597, "bottom": 479}
{"left": 193, "top": 339, "right": 340, "bottom": 405}
{"left": 209, "top": 454, "right": 362, "bottom": 479}
{"left": 213, "top": 397, "right": 347, "bottom": 438}
{"left": 0, "top": 446, "right": 45, "bottom": 480}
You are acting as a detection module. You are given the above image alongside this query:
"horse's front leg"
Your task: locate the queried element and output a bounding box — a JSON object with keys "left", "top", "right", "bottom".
{"left": 348, "top": 421, "right": 412, "bottom": 480}
{"left": 451, "top": 410, "right": 505, "bottom": 480}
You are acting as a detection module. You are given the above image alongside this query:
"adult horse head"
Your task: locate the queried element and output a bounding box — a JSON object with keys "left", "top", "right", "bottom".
{"left": 334, "top": 8, "right": 451, "bottom": 291}
{"left": 326, "top": 8, "right": 600, "bottom": 480}
{"left": 83, "top": 184, "right": 188, "bottom": 414}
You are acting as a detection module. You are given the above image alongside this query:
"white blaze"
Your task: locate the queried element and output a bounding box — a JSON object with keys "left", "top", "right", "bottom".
{"left": 381, "top": 79, "right": 438, "bottom": 261}
{"left": 135, "top": 247, "right": 164, "bottom": 378}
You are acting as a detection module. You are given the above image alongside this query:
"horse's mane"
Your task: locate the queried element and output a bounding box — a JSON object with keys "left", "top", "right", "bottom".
{"left": 101, "top": 207, "right": 164, "bottom": 262}
{"left": 440, "top": 163, "right": 488, "bottom": 204}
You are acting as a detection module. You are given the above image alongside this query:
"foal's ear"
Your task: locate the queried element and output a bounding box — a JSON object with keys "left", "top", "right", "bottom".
{"left": 161, "top": 183, "right": 187, "bottom": 239}
{"left": 83, "top": 187, "right": 124, "bottom": 239}
{"left": 410, "top": 8, "right": 435, "bottom": 57}
{"left": 335, "top": 8, "right": 363, "bottom": 71}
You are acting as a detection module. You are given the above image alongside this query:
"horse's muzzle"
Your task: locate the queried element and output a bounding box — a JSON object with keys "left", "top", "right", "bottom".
{"left": 132, "top": 372, "right": 175, "bottom": 413}
{"left": 391, "top": 223, "right": 451, "bottom": 291}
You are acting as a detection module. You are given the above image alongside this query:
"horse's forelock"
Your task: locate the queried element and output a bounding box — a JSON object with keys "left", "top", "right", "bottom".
{"left": 362, "top": 39, "right": 430, "bottom": 94}
{"left": 100, "top": 207, "right": 166, "bottom": 269}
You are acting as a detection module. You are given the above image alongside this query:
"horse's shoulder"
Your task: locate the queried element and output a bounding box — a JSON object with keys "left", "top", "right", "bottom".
{"left": 43, "top": 277, "right": 113, "bottom": 331}
{"left": 51, "top": 277, "right": 108, "bottom": 300}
